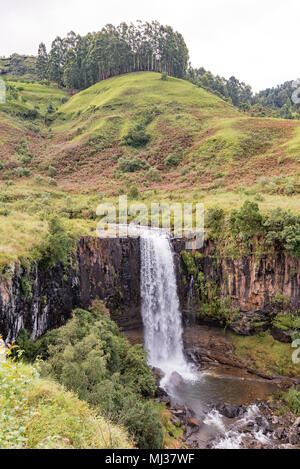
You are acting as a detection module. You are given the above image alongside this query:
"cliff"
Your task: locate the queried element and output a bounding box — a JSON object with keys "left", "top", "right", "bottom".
{"left": 0, "top": 236, "right": 299, "bottom": 342}
{"left": 0, "top": 237, "right": 141, "bottom": 343}
{"left": 173, "top": 239, "right": 300, "bottom": 335}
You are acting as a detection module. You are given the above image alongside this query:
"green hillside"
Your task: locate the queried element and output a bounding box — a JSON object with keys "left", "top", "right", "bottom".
{"left": 0, "top": 54, "right": 37, "bottom": 80}
{"left": 40, "top": 72, "right": 300, "bottom": 194}
{"left": 0, "top": 71, "right": 299, "bottom": 266}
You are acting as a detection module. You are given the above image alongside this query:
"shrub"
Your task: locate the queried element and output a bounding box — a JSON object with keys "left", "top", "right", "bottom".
{"left": 42, "top": 216, "right": 73, "bottom": 267}
{"left": 123, "top": 128, "right": 151, "bottom": 148}
{"left": 47, "top": 177, "right": 57, "bottom": 186}
{"left": 0, "top": 207, "right": 10, "bottom": 217}
{"left": 147, "top": 167, "right": 162, "bottom": 182}
{"left": 14, "top": 167, "right": 31, "bottom": 178}
{"left": 164, "top": 153, "right": 182, "bottom": 168}
{"left": 272, "top": 313, "right": 300, "bottom": 331}
{"left": 47, "top": 102, "right": 55, "bottom": 114}
{"left": 0, "top": 350, "right": 132, "bottom": 449}
{"left": 230, "top": 200, "right": 263, "bottom": 239}
{"left": 48, "top": 166, "right": 57, "bottom": 177}
{"left": 264, "top": 208, "right": 300, "bottom": 256}
{"left": 118, "top": 157, "right": 149, "bottom": 173}
{"left": 282, "top": 388, "right": 300, "bottom": 415}
{"left": 206, "top": 207, "right": 225, "bottom": 235}
{"left": 128, "top": 185, "right": 139, "bottom": 199}
{"left": 36, "top": 308, "right": 163, "bottom": 449}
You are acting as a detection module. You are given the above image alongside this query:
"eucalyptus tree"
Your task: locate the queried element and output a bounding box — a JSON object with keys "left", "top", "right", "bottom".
{"left": 42, "top": 21, "right": 189, "bottom": 89}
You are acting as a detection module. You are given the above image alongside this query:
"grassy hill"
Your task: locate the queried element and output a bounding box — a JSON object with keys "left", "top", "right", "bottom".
{"left": 0, "top": 55, "right": 37, "bottom": 80}
{"left": 0, "top": 71, "right": 299, "bottom": 265}
{"left": 46, "top": 72, "right": 299, "bottom": 194}
{"left": 1, "top": 72, "right": 300, "bottom": 194}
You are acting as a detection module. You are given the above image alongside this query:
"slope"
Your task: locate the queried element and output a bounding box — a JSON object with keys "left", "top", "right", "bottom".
{"left": 37, "top": 72, "right": 300, "bottom": 195}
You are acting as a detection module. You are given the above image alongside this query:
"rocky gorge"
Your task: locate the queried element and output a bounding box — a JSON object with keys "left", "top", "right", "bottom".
{"left": 0, "top": 232, "right": 299, "bottom": 450}
{"left": 0, "top": 235, "right": 299, "bottom": 344}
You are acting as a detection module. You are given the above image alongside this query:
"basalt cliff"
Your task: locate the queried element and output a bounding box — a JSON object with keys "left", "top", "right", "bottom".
{"left": 0, "top": 236, "right": 299, "bottom": 343}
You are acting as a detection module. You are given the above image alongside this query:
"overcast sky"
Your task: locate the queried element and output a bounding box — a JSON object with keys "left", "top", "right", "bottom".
{"left": 1, "top": 0, "right": 299, "bottom": 91}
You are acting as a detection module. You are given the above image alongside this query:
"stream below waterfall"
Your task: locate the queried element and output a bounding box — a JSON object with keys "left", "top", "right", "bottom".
{"left": 124, "top": 227, "right": 284, "bottom": 449}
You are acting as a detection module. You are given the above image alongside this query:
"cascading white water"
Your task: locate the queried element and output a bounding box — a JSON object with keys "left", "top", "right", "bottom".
{"left": 140, "top": 228, "right": 193, "bottom": 383}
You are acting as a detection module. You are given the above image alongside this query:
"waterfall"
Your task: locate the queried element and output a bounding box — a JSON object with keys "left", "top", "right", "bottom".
{"left": 140, "top": 228, "right": 193, "bottom": 383}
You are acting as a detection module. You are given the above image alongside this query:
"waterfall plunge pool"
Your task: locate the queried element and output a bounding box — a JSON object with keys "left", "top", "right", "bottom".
{"left": 126, "top": 226, "right": 281, "bottom": 448}
{"left": 125, "top": 325, "right": 280, "bottom": 449}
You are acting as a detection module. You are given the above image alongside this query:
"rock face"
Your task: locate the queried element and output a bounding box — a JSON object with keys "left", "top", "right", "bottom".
{"left": 0, "top": 235, "right": 299, "bottom": 342}
{"left": 0, "top": 237, "right": 141, "bottom": 342}
{"left": 78, "top": 237, "right": 141, "bottom": 330}
{"left": 0, "top": 262, "right": 80, "bottom": 343}
{"left": 172, "top": 238, "right": 300, "bottom": 334}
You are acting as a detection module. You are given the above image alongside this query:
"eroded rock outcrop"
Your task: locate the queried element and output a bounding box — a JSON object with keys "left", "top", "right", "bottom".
{"left": 0, "top": 237, "right": 140, "bottom": 342}
{"left": 173, "top": 238, "right": 300, "bottom": 334}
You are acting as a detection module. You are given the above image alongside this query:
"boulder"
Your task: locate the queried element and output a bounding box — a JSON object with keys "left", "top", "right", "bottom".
{"left": 271, "top": 326, "right": 294, "bottom": 344}
{"left": 216, "top": 403, "right": 246, "bottom": 419}
{"left": 289, "top": 417, "right": 300, "bottom": 445}
{"left": 169, "top": 371, "right": 184, "bottom": 388}
{"left": 187, "top": 417, "right": 200, "bottom": 430}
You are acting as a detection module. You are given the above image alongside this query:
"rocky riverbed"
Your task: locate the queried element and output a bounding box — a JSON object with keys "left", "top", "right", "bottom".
{"left": 126, "top": 325, "right": 300, "bottom": 449}
{"left": 155, "top": 390, "right": 300, "bottom": 449}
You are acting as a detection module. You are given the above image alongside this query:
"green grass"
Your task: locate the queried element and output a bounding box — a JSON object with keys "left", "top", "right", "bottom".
{"left": 155, "top": 402, "right": 184, "bottom": 449}
{"left": 6, "top": 81, "right": 68, "bottom": 114}
{"left": 0, "top": 72, "right": 299, "bottom": 267}
{"left": 282, "top": 125, "right": 300, "bottom": 158}
{"left": 0, "top": 348, "right": 132, "bottom": 449}
{"left": 54, "top": 72, "right": 237, "bottom": 142}
{"left": 231, "top": 331, "right": 300, "bottom": 377}
{"left": 282, "top": 388, "right": 300, "bottom": 415}
{"left": 0, "top": 176, "right": 299, "bottom": 268}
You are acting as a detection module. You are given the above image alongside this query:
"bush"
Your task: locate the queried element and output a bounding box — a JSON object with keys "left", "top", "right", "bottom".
{"left": 230, "top": 200, "right": 263, "bottom": 239}
{"left": 128, "top": 185, "right": 139, "bottom": 199}
{"left": 164, "top": 153, "right": 182, "bottom": 167}
{"left": 123, "top": 128, "right": 151, "bottom": 148}
{"left": 263, "top": 208, "right": 300, "bottom": 256}
{"left": 282, "top": 388, "right": 300, "bottom": 415}
{"left": 48, "top": 166, "right": 57, "bottom": 177}
{"left": 206, "top": 207, "right": 225, "bottom": 235}
{"left": 42, "top": 216, "right": 73, "bottom": 267}
{"left": 0, "top": 350, "right": 132, "bottom": 449}
{"left": 118, "top": 157, "right": 149, "bottom": 173}
{"left": 147, "top": 167, "right": 162, "bottom": 182}
{"left": 33, "top": 308, "right": 163, "bottom": 449}
{"left": 47, "top": 177, "right": 57, "bottom": 186}
{"left": 0, "top": 207, "right": 10, "bottom": 217}
{"left": 14, "top": 167, "right": 31, "bottom": 178}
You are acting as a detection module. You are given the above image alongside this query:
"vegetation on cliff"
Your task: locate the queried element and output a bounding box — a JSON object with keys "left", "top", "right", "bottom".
{"left": 206, "top": 201, "right": 300, "bottom": 257}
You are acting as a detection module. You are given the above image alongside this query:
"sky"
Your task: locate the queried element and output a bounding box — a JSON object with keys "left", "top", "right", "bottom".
{"left": 1, "top": 0, "right": 299, "bottom": 92}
